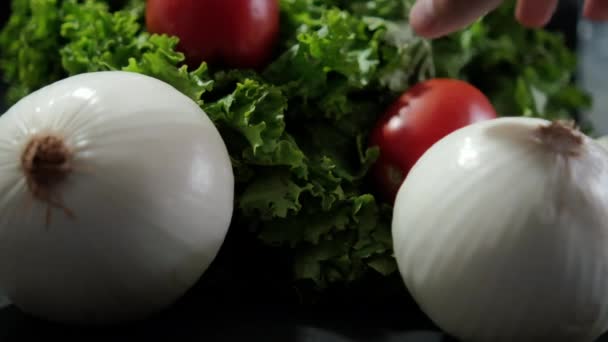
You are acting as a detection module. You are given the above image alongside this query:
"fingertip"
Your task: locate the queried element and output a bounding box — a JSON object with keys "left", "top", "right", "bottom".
{"left": 515, "top": 0, "right": 558, "bottom": 28}
{"left": 515, "top": 14, "right": 550, "bottom": 28}
{"left": 409, "top": 0, "right": 505, "bottom": 39}
{"left": 409, "top": 1, "right": 440, "bottom": 38}
{"left": 583, "top": 0, "right": 608, "bottom": 21}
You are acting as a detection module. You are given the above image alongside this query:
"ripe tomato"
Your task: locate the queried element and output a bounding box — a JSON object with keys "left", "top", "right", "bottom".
{"left": 369, "top": 78, "right": 498, "bottom": 203}
{"left": 146, "top": 0, "right": 280, "bottom": 69}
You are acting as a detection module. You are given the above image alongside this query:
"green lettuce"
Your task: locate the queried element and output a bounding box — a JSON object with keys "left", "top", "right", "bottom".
{"left": 0, "top": 0, "right": 64, "bottom": 103}
{"left": 432, "top": 2, "right": 591, "bottom": 122}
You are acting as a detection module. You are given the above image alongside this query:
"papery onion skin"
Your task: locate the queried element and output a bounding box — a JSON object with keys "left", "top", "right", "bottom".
{"left": 597, "top": 135, "right": 608, "bottom": 151}
{"left": 0, "top": 71, "right": 234, "bottom": 324}
{"left": 392, "top": 117, "right": 608, "bottom": 342}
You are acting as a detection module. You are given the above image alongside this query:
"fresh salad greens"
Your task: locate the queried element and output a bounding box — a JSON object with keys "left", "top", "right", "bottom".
{"left": 0, "top": 0, "right": 592, "bottom": 288}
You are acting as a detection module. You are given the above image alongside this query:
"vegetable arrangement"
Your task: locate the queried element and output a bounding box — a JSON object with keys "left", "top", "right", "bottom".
{"left": 0, "top": 0, "right": 603, "bottom": 336}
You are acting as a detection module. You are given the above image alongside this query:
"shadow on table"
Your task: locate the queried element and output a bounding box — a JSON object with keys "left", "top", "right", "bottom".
{"left": 0, "top": 304, "right": 452, "bottom": 342}
{"left": 0, "top": 224, "right": 451, "bottom": 342}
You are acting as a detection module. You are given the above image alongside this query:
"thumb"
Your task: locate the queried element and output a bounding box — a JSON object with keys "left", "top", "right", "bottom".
{"left": 410, "top": 0, "right": 504, "bottom": 38}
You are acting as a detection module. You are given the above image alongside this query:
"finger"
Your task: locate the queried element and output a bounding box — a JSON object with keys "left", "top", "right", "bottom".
{"left": 409, "top": 0, "right": 504, "bottom": 39}
{"left": 515, "top": 0, "right": 559, "bottom": 27}
{"left": 583, "top": 0, "right": 608, "bottom": 21}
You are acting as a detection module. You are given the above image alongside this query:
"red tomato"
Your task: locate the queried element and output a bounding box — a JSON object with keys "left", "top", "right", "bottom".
{"left": 146, "top": 0, "right": 280, "bottom": 69}
{"left": 369, "top": 78, "right": 498, "bottom": 203}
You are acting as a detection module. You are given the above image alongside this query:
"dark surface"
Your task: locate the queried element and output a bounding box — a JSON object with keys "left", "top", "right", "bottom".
{"left": 0, "top": 217, "right": 451, "bottom": 341}
{"left": 0, "top": 2, "right": 606, "bottom": 342}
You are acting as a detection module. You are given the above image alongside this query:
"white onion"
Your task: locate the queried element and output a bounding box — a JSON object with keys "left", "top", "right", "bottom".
{"left": 392, "top": 117, "right": 608, "bottom": 341}
{"left": 0, "top": 71, "right": 234, "bottom": 324}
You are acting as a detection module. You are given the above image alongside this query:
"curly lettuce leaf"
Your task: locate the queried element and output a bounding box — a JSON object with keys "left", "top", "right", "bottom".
{"left": 0, "top": 0, "right": 64, "bottom": 105}
{"left": 122, "top": 36, "right": 214, "bottom": 102}
{"left": 59, "top": 0, "right": 214, "bottom": 103}
{"left": 259, "top": 194, "right": 395, "bottom": 285}
{"left": 204, "top": 79, "right": 308, "bottom": 178}
{"left": 268, "top": 0, "right": 432, "bottom": 123}
{"left": 60, "top": 0, "right": 139, "bottom": 73}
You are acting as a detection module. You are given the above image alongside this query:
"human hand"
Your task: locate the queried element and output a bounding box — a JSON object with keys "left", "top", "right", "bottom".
{"left": 410, "top": 0, "right": 608, "bottom": 39}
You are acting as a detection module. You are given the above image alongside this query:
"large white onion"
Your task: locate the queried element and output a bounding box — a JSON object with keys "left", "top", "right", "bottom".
{"left": 0, "top": 71, "right": 234, "bottom": 324}
{"left": 392, "top": 117, "right": 608, "bottom": 342}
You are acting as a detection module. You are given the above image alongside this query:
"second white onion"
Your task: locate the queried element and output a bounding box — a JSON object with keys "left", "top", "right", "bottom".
{"left": 393, "top": 117, "right": 608, "bottom": 342}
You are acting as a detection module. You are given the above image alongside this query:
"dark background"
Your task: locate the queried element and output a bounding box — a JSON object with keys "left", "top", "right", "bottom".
{"left": 0, "top": 1, "right": 605, "bottom": 341}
